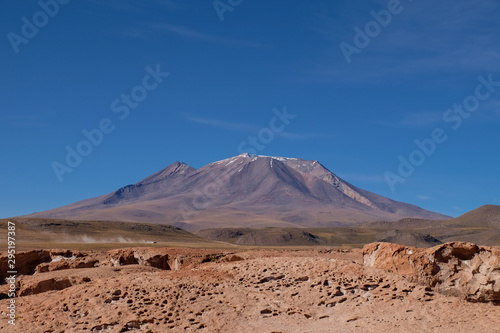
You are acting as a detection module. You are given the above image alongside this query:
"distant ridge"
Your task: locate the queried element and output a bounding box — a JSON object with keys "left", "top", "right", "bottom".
{"left": 444, "top": 205, "right": 500, "bottom": 228}
{"left": 25, "top": 154, "right": 449, "bottom": 230}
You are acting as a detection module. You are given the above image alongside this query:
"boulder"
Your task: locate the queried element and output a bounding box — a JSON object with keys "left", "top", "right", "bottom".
{"left": 133, "top": 248, "right": 171, "bottom": 270}
{"left": 36, "top": 258, "right": 98, "bottom": 273}
{"left": 363, "top": 242, "right": 500, "bottom": 302}
{"left": 0, "top": 250, "right": 52, "bottom": 283}
{"left": 106, "top": 248, "right": 171, "bottom": 270}
{"left": 107, "top": 249, "right": 139, "bottom": 266}
{"left": 19, "top": 276, "right": 91, "bottom": 296}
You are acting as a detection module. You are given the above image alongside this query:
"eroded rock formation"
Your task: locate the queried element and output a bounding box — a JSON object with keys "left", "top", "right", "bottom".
{"left": 363, "top": 242, "right": 500, "bottom": 302}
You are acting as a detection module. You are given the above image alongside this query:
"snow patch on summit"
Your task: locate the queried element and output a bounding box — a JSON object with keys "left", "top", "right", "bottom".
{"left": 237, "top": 153, "right": 298, "bottom": 162}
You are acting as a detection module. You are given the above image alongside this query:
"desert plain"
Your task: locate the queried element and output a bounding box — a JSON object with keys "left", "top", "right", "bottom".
{"left": 1, "top": 240, "right": 499, "bottom": 333}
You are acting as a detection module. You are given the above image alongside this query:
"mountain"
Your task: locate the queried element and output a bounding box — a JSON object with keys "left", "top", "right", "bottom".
{"left": 357, "top": 205, "right": 500, "bottom": 246}
{"left": 443, "top": 205, "right": 500, "bottom": 228}
{"left": 195, "top": 227, "right": 444, "bottom": 248}
{"left": 25, "top": 154, "right": 449, "bottom": 230}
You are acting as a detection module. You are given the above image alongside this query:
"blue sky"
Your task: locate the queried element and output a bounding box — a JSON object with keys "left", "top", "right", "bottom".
{"left": 1, "top": 0, "right": 500, "bottom": 219}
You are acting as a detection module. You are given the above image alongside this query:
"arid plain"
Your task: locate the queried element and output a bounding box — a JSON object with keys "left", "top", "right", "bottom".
{"left": 0, "top": 242, "right": 499, "bottom": 333}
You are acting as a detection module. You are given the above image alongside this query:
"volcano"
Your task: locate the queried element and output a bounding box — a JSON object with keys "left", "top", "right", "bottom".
{"left": 26, "top": 154, "right": 448, "bottom": 230}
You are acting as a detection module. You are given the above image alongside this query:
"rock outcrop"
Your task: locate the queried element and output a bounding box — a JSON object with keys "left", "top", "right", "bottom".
{"left": 19, "top": 276, "right": 92, "bottom": 296}
{"left": 363, "top": 242, "right": 500, "bottom": 302}
{"left": 0, "top": 250, "right": 51, "bottom": 283}
{"left": 106, "top": 248, "right": 234, "bottom": 270}
{"left": 36, "top": 253, "right": 98, "bottom": 273}
{"left": 107, "top": 248, "right": 171, "bottom": 270}
{"left": 0, "top": 248, "right": 237, "bottom": 297}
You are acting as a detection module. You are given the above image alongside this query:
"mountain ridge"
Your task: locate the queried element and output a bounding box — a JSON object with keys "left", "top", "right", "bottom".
{"left": 25, "top": 154, "right": 449, "bottom": 230}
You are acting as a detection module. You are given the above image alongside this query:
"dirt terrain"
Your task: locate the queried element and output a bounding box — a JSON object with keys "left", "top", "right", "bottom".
{"left": 0, "top": 243, "right": 499, "bottom": 333}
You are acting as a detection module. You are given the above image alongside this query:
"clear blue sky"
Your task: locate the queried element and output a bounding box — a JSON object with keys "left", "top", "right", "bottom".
{"left": 1, "top": 0, "right": 500, "bottom": 219}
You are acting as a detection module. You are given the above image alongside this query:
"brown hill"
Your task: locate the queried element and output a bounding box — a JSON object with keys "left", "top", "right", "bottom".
{"left": 0, "top": 218, "right": 214, "bottom": 251}
{"left": 196, "top": 228, "right": 322, "bottom": 246}
{"left": 375, "top": 229, "right": 443, "bottom": 248}
{"left": 443, "top": 205, "right": 500, "bottom": 228}
{"left": 25, "top": 154, "right": 449, "bottom": 230}
{"left": 357, "top": 205, "right": 500, "bottom": 246}
{"left": 196, "top": 227, "right": 444, "bottom": 248}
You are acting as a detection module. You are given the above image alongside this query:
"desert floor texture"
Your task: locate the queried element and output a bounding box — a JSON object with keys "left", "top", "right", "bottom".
{"left": 1, "top": 246, "right": 499, "bottom": 333}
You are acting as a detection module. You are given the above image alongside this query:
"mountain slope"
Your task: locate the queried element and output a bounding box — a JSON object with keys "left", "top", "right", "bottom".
{"left": 443, "top": 205, "right": 500, "bottom": 228}
{"left": 26, "top": 154, "right": 449, "bottom": 230}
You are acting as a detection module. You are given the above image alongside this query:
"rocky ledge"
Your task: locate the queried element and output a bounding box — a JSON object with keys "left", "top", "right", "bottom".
{"left": 363, "top": 241, "right": 500, "bottom": 302}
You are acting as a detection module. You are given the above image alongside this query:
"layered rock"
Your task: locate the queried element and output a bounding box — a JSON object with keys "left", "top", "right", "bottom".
{"left": 0, "top": 250, "right": 51, "bottom": 283}
{"left": 0, "top": 248, "right": 237, "bottom": 297}
{"left": 363, "top": 242, "right": 500, "bottom": 302}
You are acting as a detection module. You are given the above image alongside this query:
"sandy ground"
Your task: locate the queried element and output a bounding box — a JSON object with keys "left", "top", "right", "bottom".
{"left": 1, "top": 248, "right": 499, "bottom": 333}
